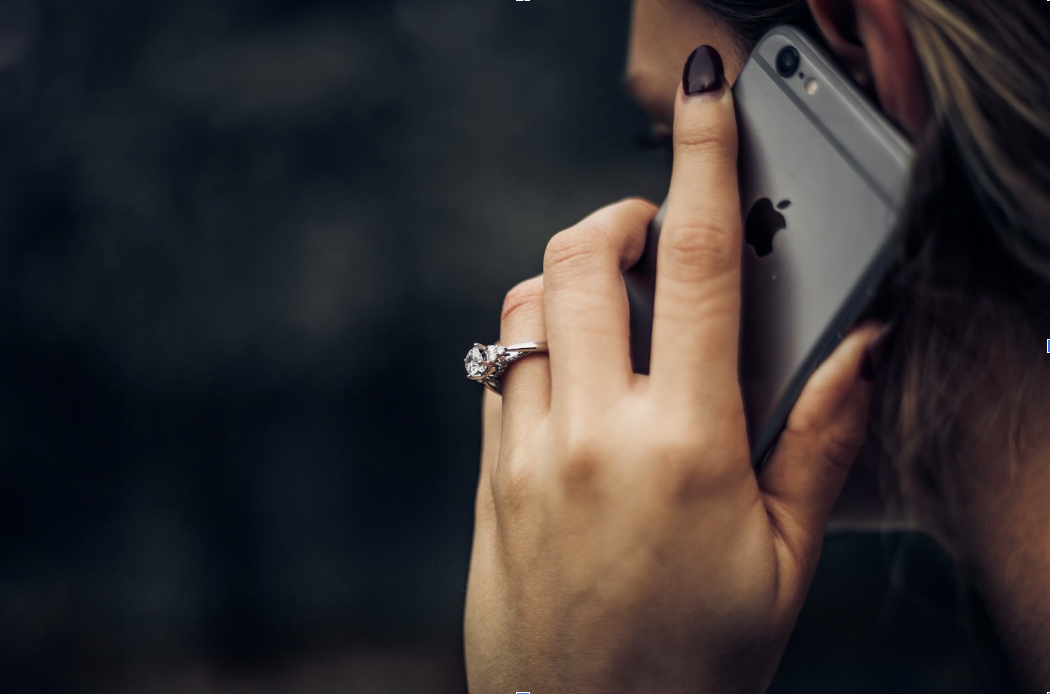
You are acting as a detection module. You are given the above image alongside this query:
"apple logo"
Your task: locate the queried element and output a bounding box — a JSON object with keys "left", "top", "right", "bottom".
{"left": 744, "top": 198, "right": 790, "bottom": 257}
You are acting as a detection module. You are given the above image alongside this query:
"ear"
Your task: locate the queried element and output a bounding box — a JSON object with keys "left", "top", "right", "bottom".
{"left": 807, "top": 0, "right": 928, "bottom": 138}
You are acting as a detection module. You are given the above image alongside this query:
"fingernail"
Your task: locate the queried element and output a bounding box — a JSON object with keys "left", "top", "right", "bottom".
{"left": 682, "top": 45, "right": 725, "bottom": 96}
{"left": 860, "top": 322, "right": 896, "bottom": 382}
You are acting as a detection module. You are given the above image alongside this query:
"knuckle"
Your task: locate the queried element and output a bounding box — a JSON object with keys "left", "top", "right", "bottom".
{"left": 654, "top": 427, "right": 744, "bottom": 505}
{"left": 558, "top": 451, "right": 601, "bottom": 499}
{"left": 543, "top": 225, "right": 605, "bottom": 280}
{"left": 500, "top": 277, "right": 544, "bottom": 326}
{"left": 783, "top": 412, "right": 866, "bottom": 471}
{"left": 674, "top": 117, "right": 737, "bottom": 160}
{"left": 820, "top": 422, "right": 868, "bottom": 470}
{"left": 658, "top": 436, "right": 711, "bottom": 504}
{"left": 660, "top": 220, "right": 737, "bottom": 278}
{"left": 657, "top": 432, "right": 704, "bottom": 470}
{"left": 553, "top": 422, "right": 606, "bottom": 496}
{"left": 491, "top": 456, "right": 535, "bottom": 517}
{"left": 616, "top": 196, "right": 660, "bottom": 217}
{"left": 784, "top": 402, "right": 822, "bottom": 439}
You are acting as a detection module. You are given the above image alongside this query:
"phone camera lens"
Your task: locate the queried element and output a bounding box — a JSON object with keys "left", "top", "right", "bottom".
{"left": 776, "top": 46, "right": 800, "bottom": 77}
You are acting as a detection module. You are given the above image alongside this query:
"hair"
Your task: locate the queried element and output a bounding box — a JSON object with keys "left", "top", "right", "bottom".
{"left": 878, "top": 0, "right": 1050, "bottom": 520}
{"left": 694, "top": 0, "right": 820, "bottom": 56}
{"left": 697, "top": 0, "right": 1050, "bottom": 523}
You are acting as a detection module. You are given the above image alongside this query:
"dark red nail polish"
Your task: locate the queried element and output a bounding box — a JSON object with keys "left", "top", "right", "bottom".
{"left": 683, "top": 45, "right": 725, "bottom": 96}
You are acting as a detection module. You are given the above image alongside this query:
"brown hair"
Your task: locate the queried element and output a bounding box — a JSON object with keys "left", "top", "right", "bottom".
{"left": 878, "top": 0, "right": 1050, "bottom": 519}
{"left": 696, "top": 0, "right": 819, "bottom": 56}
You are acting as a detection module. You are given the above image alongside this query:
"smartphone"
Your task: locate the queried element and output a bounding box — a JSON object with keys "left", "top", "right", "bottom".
{"left": 624, "top": 25, "right": 913, "bottom": 469}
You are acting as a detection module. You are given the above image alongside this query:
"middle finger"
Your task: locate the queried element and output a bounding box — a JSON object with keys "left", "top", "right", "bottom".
{"left": 650, "top": 46, "right": 743, "bottom": 412}
{"left": 543, "top": 197, "right": 656, "bottom": 406}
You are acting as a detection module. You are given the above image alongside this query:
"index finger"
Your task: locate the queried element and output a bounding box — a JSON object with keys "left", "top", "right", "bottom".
{"left": 649, "top": 45, "right": 743, "bottom": 412}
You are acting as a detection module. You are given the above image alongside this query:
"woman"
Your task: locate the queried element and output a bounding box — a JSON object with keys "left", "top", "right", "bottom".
{"left": 464, "top": 0, "right": 1050, "bottom": 690}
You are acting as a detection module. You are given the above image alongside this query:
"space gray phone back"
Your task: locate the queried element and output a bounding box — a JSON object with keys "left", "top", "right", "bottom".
{"left": 624, "top": 26, "right": 912, "bottom": 467}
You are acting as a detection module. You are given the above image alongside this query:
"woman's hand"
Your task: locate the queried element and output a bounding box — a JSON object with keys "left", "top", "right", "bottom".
{"left": 465, "top": 46, "right": 883, "bottom": 694}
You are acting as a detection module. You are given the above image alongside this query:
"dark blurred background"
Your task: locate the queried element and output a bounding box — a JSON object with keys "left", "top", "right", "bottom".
{"left": 0, "top": 0, "right": 1016, "bottom": 692}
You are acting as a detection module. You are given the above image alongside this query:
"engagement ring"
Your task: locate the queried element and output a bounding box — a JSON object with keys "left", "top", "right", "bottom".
{"left": 464, "top": 341, "right": 549, "bottom": 395}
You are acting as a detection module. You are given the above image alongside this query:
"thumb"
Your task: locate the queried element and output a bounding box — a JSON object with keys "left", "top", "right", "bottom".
{"left": 759, "top": 321, "right": 890, "bottom": 564}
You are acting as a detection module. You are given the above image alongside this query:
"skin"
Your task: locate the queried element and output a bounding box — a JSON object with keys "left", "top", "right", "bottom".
{"left": 465, "top": 0, "right": 1050, "bottom": 689}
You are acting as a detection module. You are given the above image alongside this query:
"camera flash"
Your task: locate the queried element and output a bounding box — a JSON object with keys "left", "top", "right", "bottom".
{"left": 804, "top": 78, "right": 819, "bottom": 95}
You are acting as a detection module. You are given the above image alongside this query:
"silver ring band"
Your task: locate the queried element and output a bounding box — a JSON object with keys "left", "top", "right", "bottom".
{"left": 464, "top": 341, "right": 549, "bottom": 395}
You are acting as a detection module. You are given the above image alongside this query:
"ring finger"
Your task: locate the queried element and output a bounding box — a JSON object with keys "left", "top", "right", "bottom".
{"left": 498, "top": 275, "right": 551, "bottom": 432}
{"left": 543, "top": 198, "right": 656, "bottom": 407}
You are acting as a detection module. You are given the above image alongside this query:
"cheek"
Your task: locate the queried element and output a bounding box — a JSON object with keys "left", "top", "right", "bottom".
{"left": 625, "top": 0, "right": 683, "bottom": 105}
{"left": 628, "top": 0, "right": 744, "bottom": 89}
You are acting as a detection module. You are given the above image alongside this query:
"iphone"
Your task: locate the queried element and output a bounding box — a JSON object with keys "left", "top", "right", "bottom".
{"left": 624, "top": 26, "right": 913, "bottom": 468}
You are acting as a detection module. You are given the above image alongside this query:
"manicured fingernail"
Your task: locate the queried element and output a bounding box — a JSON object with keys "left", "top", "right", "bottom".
{"left": 682, "top": 45, "right": 725, "bottom": 96}
{"left": 860, "top": 322, "right": 895, "bottom": 382}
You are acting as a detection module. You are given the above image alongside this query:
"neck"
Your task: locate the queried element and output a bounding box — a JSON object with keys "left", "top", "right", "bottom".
{"left": 922, "top": 393, "right": 1050, "bottom": 690}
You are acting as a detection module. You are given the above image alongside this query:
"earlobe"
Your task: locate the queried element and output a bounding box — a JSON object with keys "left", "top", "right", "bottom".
{"left": 807, "top": 0, "right": 928, "bottom": 138}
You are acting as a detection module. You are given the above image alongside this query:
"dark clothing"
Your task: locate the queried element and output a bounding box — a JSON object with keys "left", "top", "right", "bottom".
{"left": 770, "top": 531, "right": 1020, "bottom": 693}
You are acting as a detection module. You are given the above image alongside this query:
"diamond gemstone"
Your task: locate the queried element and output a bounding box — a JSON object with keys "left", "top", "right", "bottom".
{"left": 464, "top": 346, "right": 490, "bottom": 379}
